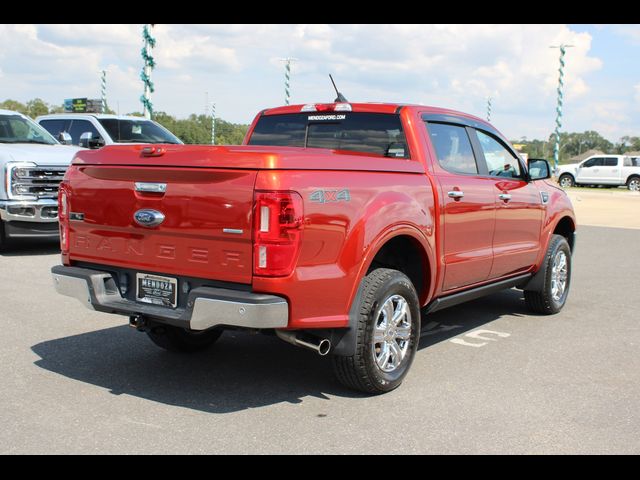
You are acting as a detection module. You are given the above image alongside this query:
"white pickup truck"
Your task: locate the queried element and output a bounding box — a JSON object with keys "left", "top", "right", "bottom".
{"left": 557, "top": 154, "right": 640, "bottom": 191}
{"left": 35, "top": 113, "right": 182, "bottom": 149}
{"left": 0, "top": 109, "right": 82, "bottom": 248}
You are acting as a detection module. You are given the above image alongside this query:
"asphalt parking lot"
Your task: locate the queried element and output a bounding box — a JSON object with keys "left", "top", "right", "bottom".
{"left": 1, "top": 224, "right": 639, "bottom": 454}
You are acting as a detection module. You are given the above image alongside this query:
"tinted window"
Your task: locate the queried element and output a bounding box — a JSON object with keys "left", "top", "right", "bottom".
{"left": 624, "top": 157, "right": 640, "bottom": 167}
{"left": 39, "top": 119, "right": 70, "bottom": 139}
{"left": 0, "top": 114, "right": 57, "bottom": 145}
{"left": 603, "top": 158, "right": 618, "bottom": 167}
{"left": 426, "top": 123, "right": 478, "bottom": 174}
{"left": 68, "top": 120, "right": 101, "bottom": 145}
{"left": 98, "top": 119, "right": 181, "bottom": 144}
{"left": 583, "top": 157, "right": 604, "bottom": 168}
{"left": 476, "top": 130, "right": 522, "bottom": 178}
{"left": 248, "top": 113, "right": 409, "bottom": 158}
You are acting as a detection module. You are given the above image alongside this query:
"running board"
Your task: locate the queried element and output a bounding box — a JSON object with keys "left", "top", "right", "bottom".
{"left": 424, "top": 273, "right": 532, "bottom": 314}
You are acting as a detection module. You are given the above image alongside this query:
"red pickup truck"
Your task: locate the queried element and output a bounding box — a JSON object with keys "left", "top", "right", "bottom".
{"left": 51, "top": 102, "right": 576, "bottom": 394}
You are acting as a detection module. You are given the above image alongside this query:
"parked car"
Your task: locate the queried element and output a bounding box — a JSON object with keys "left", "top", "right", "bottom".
{"left": 557, "top": 154, "right": 640, "bottom": 191}
{"left": 36, "top": 113, "right": 183, "bottom": 148}
{"left": 51, "top": 102, "right": 576, "bottom": 394}
{"left": 0, "top": 109, "right": 82, "bottom": 248}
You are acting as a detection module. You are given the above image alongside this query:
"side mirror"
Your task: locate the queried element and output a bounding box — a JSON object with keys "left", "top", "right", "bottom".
{"left": 79, "top": 132, "right": 104, "bottom": 149}
{"left": 57, "top": 132, "right": 72, "bottom": 145}
{"left": 528, "top": 158, "right": 551, "bottom": 181}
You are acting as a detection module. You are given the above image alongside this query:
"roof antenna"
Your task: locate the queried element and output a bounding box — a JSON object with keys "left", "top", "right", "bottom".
{"left": 329, "top": 74, "right": 348, "bottom": 103}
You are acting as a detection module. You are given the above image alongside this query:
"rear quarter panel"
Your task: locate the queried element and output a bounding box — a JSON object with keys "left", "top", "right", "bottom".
{"left": 253, "top": 169, "right": 436, "bottom": 329}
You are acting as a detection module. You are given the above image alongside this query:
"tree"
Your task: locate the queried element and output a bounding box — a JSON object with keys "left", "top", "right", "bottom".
{"left": 0, "top": 99, "right": 28, "bottom": 115}
{"left": 26, "top": 98, "right": 50, "bottom": 118}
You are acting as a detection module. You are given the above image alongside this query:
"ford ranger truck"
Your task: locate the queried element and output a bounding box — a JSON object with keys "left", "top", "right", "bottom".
{"left": 51, "top": 103, "right": 577, "bottom": 394}
{"left": 0, "top": 109, "right": 83, "bottom": 248}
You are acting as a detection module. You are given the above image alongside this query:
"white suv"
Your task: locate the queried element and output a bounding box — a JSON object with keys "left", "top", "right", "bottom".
{"left": 36, "top": 114, "right": 183, "bottom": 148}
{"left": 557, "top": 154, "right": 640, "bottom": 191}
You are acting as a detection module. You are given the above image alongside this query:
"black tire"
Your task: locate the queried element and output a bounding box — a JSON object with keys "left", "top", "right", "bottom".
{"left": 558, "top": 174, "right": 575, "bottom": 188}
{"left": 146, "top": 324, "right": 222, "bottom": 353}
{"left": 627, "top": 176, "right": 640, "bottom": 192}
{"left": 524, "top": 234, "right": 572, "bottom": 314}
{"left": 332, "top": 268, "right": 421, "bottom": 394}
{"left": 0, "top": 221, "right": 6, "bottom": 252}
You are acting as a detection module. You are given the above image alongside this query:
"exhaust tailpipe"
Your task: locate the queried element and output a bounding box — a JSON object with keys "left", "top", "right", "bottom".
{"left": 276, "top": 330, "right": 331, "bottom": 356}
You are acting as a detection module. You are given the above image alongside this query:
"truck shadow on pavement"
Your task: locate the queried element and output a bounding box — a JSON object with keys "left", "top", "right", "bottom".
{"left": 32, "top": 289, "right": 528, "bottom": 414}
{"left": 0, "top": 239, "right": 59, "bottom": 257}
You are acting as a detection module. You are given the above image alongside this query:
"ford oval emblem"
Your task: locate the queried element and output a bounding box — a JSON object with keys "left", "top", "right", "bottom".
{"left": 134, "top": 209, "right": 165, "bottom": 228}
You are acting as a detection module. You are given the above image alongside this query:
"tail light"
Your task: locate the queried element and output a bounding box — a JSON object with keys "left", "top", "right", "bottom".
{"left": 58, "top": 183, "right": 69, "bottom": 254}
{"left": 253, "top": 191, "right": 303, "bottom": 277}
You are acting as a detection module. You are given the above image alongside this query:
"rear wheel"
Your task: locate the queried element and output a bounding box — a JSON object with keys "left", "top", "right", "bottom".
{"left": 627, "top": 176, "right": 640, "bottom": 192}
{"left": 146, "top": 324, "right": 222, "bottom": 353}
{"left": 558, "top": 174, "right": 575, "bottom": 188}
{"left": 524, "top": 234, "right": 572, "bottom": 314}
{"left": 332, "top": 268, "right": 421, "bottom": 394}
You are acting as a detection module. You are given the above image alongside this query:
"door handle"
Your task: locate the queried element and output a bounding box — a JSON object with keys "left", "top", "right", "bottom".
{"left": 498, "top": 193, "right": 512, "bottom": 202}
{"left": 447, "top": 191, "right": 464, "bottom": 199}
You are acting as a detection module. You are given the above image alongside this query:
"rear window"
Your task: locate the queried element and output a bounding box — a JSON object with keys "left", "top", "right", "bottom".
{"left": 247, "top": 112, "right": 409, "bottom": 158}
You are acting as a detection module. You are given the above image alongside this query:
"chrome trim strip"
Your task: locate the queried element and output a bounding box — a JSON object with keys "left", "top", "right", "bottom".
{"left": 222, "top": 228, "right": 244, "bottom": 235}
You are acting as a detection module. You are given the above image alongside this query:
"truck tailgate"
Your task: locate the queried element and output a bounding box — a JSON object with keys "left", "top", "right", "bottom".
{"left": 65, "top": 164, "right": 256, "bottom": 284}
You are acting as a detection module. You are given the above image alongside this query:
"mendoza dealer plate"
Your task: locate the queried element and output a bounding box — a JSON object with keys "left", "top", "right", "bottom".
{"left": 136, "top": 273, "right": 178, "bottom": 308}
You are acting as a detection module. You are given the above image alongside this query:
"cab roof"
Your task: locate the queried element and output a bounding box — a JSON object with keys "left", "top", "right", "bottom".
{"left": 261, "top": 102, "right": 490, "bottom": 125}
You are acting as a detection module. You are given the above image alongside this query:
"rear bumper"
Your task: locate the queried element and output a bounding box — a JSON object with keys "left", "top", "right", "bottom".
{"left": 51, "top": 265, "right": 289, "bottom": 330}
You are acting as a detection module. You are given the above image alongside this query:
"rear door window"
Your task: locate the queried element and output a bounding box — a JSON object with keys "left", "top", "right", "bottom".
{"left": 603, "top": 158, "right": 619, "bottom": 167}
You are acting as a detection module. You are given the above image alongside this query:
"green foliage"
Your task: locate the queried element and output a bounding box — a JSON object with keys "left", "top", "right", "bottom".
{"left": 512, "top": 130, "right": 637, "bottom": 164}
{"left": 153, "top": 112, "right": 249, "bottom": 145}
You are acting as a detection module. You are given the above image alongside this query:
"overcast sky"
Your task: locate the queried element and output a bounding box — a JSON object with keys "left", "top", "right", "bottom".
{"left": 1, "top": 24, "right": 638, "bottom": 142}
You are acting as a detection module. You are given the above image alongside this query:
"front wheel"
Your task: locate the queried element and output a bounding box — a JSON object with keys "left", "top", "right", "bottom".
{"left": 146, "top": 324, "right": 222, "bottom": 353}
{"left": 627, "top": 176, "right": 640, "bottom": 192}
{"left": 558, "top": 174, "right": 575, "bottom": 188}
{"left": 332, "top": 268, "right": 421, "bottom": 394}
{"left": 524, "top": 234, "right": 572, "bottom": 314}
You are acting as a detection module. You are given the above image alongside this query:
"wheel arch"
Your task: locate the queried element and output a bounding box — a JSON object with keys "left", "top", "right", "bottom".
{"left": 331, "top": 226, "right": 435, "bottom": 357}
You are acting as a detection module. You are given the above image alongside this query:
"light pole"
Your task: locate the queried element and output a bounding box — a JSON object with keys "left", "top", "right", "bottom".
{"left": 211, "top": 102, "right": 216, "bottom": 145}
{"left": 140, "top": 24, "right": 156, "bottom": 119}
{"left": 280, "top": 58, "right": 297, "bottom": 105}
{"left": 486, "top": 97, "right": 492, "bottom": 122}
{"left": 550, "top": 44, "right": 573, "bottom": 171}
{"left": 100, "top": 70, "right": 107, "bottom": 113}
